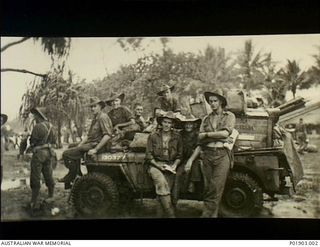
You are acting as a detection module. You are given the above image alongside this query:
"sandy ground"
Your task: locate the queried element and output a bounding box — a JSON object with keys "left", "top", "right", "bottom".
{"left": 1, "top": 137, "right": 319, "bottom": 221}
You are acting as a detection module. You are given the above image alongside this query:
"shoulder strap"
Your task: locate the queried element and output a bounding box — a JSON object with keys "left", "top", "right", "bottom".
{"left": 41, "top": 122, "right": 52, "bottom": 143}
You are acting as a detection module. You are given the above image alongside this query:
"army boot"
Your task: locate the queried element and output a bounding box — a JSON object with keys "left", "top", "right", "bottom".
{"left": 156, "top": 197, "right": 164, "bottom": 218}
{"left": 159, "top": 195, "right": 175, "bottom": 218}
{"left": 48, "top": 186, "right": 54, "bottom": 198}
{"left": 58, "top": 161, "right": 77, "bottom": 183}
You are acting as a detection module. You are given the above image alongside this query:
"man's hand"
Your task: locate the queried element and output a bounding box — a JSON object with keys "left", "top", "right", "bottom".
{"left": 163, "top": 164, "right": 176, "bottom": 174}
{"left": 184, "top": 159, "right": 193, "bottom": 173}
{"left": 153, "top": 162, "right": 166, "bottom": 171}
{"left": 88, "top": 148, "right": 98, "bottom": 156}
{"left": 114, "top": 125, "right": 120, "bottom": 133}
{"left": 198, "top": 133, "right": 207, "bottom": 140}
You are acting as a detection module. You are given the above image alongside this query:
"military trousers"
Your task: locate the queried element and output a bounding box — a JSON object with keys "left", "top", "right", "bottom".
{"left": 148, "top": 166, "right": 175, "bottom": 196}
{"left": 30, "top": 148, "right": 55, "bottom": 191}
{"left": 201, "top": 148, "right": 230, "bottom": 218}
{"left": 19, "top": 137, "right": 28, "bottom": 155}
{"left": 62, "top": 142, "right": 97, "bottom": 181}
{"left": 296, "top": 132, "right": 307, "bottom": 152}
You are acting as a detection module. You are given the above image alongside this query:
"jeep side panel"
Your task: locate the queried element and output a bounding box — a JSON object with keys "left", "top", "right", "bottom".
{"left": 234, "top": 153, "right": 280, "bottom": 193}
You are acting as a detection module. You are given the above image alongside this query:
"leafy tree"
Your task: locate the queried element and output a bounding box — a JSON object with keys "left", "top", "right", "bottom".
{"left": 20, "top": 66, "right": 88, "bottom": 147}
{"left": 88, "top": 45, "right": 239, "bottom": 117}
{"left": 301, "top": 45, "right": 320, "bottom": 89}
{"left": 195, "top": 46, "right": 237, "bottom": 88}
{"left": 236, "top": 40, "right": 270, "bottom": 92}
{"left": 256, "top": 53, "right": 286, "bottom": 106}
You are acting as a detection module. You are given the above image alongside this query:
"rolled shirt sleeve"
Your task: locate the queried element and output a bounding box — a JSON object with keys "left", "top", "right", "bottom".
{"left": 199, "top": 116, "right": 208, "bottom": 133}
{"left": 198, "top": 111, "right": 236, "bottom": 145}
{"left": 219, "top": 112, "right": 236, "bottom": 135}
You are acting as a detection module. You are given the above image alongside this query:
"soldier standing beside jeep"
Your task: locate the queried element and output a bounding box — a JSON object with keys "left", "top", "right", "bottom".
{"left": 172, "top": 115, "right": 201, "bottom": 206}
{"left": 185, "top": 89, "right": 236, "bottom": 218}
{"left": 59, "top": 97, "right": 113, "bottom": 189}
{"left": 29, "top": 107, "right": 56, "bottom": 212}
{"left": 146, "top": 111, "right": 183, "bottom": 218}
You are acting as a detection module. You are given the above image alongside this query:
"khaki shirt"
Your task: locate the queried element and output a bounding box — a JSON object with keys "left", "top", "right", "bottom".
{"left": 108, "top": 106, "right": 134, "bottom": 127}
{"left": 30, "top": 121, "right": 56, "bottom": 147}
{"left": 87, "top": 112, "right": 113, "bottom": 143}
{"left": 157, "top": 97, "right": 181, "bottom": 112}
{"left": 199, "top": 110, "right": 236, "bottom": 146}
{"left": 146, "top": 130, "right": 183, "bottom": 162}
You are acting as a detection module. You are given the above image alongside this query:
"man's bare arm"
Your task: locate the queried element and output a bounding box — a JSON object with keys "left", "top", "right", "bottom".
{"left": 199, "top": 130, "right": 230, "bottom": 140}
{"left": 115, "top": 119, "right": 135, "bottom": 129}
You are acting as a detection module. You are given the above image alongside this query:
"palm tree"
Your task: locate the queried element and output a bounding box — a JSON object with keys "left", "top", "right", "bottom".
{"left": 279, "top": 60, "right": 305, "bottom": 98}
{"left": 236, "top": 40, "right": 267, "bottom": 92}
{"left": 196, "top": 46, "right": 236, "bottom": 88}
{"left": 301, "top": 45, "right": 320, "bottom": 88}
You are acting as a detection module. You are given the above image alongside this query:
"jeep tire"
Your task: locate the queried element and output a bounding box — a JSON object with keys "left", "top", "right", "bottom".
{"left": 71, "top": 173, "right": 119, "bottom": 218}
{"left": 219, "top": 171, "right": 263, "bottom": 217}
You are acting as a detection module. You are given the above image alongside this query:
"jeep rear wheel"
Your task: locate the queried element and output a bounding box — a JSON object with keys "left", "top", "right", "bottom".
{"left": 220, "top": 172, "right": 263, "bottom": 217}
{"left": 71, "top": 173, "right": 119, "bottom": 218}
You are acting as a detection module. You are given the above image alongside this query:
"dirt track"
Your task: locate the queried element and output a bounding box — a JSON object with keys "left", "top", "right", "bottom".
{"left": 1, "top": 137, "right": 319, "bottom": 221}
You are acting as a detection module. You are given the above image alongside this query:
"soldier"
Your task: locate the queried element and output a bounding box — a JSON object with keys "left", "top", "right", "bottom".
{"left": 59, "top": 97, "right": 113, "bottom": 189}
{"left": 133, "top": 103, "right": 147, "bottom": 131}
{"left": 185, "top": 89, "right": 236, "bottom": 217}
{"left": 143, "top": 107, "right": 163, "bottom": 133}
{"left": 156, "top": 83, "right": 181, "bottom": 113}
{"left": 295, "top": 118, "right": 308, "bottom": 154}
{"left": 146, "top": 111, "right": 182, "bottom": 218}
{"left": 106, "top": 93, "right": 139, "bottom": 139}
{"left": 28, "top": 107, "right": 56, "bottom": 212}
{"left": 1, "top": 113, "right": 8, "bottom": 185}
{"left": 172, "top": 115, "right": 201, "bottom": 207}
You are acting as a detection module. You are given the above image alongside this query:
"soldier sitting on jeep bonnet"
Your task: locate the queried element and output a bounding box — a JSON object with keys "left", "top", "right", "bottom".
{"left": 59, "top": 97, "right": 113, "bottom": 189}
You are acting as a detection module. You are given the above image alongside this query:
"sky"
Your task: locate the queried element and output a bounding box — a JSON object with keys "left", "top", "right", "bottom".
{"left": 1, "top": 34, "right": 320, "bottom": 121}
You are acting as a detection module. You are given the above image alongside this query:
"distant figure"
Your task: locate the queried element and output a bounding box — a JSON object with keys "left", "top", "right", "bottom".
{"left": 18, "top": 128, "right": 30, "bottom": 160}
{"left": 295, "top": 118, "right": 308, "bottom": 154}
{"left": 156, "top": 83, "right": 181, "bottom": 113}
{"left": 61, "top": 126, "right": 69, "bottom": 144}
{"left": 1, "top": 113, "right": 8, "bottom": 185}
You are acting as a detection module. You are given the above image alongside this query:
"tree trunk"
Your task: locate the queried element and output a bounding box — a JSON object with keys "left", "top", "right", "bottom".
{"left": 57, "top": 119, "right": 62, "bottom": 149}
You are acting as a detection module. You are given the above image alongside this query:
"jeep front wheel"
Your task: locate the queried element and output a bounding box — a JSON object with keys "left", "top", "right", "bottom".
{"left": 219, "top": 172, "right": 263, "bottom": 217}
{"left": 71, "top": 173, "right": 119, "bottom": 218}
